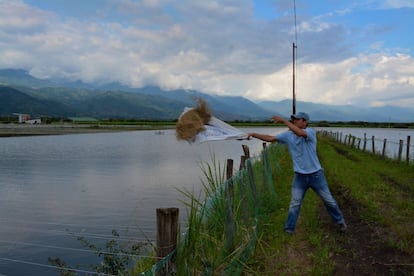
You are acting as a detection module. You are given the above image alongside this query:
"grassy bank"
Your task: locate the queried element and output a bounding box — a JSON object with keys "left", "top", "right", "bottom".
{"left": 250, "top": 134, "right": 414, "bottom": 275}
{"left": 161, "top": 134, "right": 413, "bottom": 275}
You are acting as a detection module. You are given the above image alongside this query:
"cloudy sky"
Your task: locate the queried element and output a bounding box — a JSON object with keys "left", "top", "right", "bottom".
{"left": 1, "top": 0, "right": 413, "bottom": 108}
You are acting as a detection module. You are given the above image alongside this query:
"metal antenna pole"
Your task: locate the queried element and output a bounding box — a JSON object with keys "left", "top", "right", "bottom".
{"left": 292, "top": 0, "right": 298, "bottom": 115}
{"left": 292, "top": 42, "right": 297, "bottom": 115}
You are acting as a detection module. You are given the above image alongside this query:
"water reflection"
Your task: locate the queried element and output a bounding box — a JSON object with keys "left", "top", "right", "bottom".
{"left": 0, "top": 127, "right": 277, "bottom": 275}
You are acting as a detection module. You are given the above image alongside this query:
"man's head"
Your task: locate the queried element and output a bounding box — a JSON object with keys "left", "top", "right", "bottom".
{"left": 291, "top": 112, "right": 309, "bottom": 128}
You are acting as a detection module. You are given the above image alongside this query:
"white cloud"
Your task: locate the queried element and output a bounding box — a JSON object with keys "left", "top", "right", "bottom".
{"left": 0, "top": 0, "right": 413, "bottom": 108}
{"left": 0, "top": 1, "right": 54, "bottom": 32}
{"left": 380, "top": 0, "right": 414, "bottom": 9}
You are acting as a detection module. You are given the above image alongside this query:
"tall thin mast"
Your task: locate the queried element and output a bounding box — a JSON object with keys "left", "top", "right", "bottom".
{"left": 292, "top": 42, "right": 296, "bottom": 115}
{"left": 292, "top": 0, "right": 298, "bottom": 115}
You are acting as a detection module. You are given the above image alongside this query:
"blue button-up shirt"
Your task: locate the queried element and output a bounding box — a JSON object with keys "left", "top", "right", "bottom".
{"left": 275, "top": 128, "right": 322, "bottom": 174}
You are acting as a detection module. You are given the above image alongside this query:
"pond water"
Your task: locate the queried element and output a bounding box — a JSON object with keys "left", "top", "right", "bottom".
{"left": 0, "top": 127, "right": 278, "bottom": 275}
{"left": 0, "top": 126, "right": 411, "bottom": 275}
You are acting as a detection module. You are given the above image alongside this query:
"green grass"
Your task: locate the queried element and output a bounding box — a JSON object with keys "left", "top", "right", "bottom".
{"left": 135, "top": 132, "right": 413, "bottom": 275}
{"left": 318, "top": 135, "right": 414, "bottom": 253}
{"left": 249, "top": 134, "right": 413, "bottom": 274}
{"left": 142, "top": 134, "right": 413, "bottom": 274}
{"left": 249, "top": 144, "right": 337, "bottom": 275}
{"left": 174, "top": 146, "right": 286, "bottom": 274}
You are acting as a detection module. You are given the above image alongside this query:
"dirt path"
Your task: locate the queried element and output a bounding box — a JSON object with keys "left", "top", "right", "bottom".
{"left": 319, "top": 186, "right": 414, "bottom": 275}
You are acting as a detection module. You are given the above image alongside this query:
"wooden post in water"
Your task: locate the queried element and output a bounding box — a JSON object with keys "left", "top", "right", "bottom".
{"left": 382, "top": 139, "right": 387, "bottom": 157}
{"left": 398, "top": 140, "right": 404, "bottom": 162}
{"left": 156, "top": 207, "right": 179, "bottom": 275}
{"left": 406, "top": 136, "right": 411, "bottom": 164}
{"left": 225, "top": 159, "right": 234, "bottom": 253}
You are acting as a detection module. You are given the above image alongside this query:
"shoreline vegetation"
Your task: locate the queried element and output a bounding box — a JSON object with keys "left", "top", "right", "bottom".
{"left": 171, "top": 135, "right": 414, "bottom": 274}
{"left": 0, "top": 120, "right": 413, "bottom": 138}
{"left": 142, "top": 134, "right": 413, "bottom": 274}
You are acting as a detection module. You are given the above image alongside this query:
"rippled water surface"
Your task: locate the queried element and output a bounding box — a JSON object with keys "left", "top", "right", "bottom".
{"left": 1, "top": 126, "right": 412, "bottom": 275}
{"left": 0, "top": 128, "right": 274, "bottom": 275}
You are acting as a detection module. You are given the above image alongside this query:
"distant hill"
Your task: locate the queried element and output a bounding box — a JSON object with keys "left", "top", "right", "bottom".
{"left": 0, "top": 69, "right": 413, "bottom": 122}
{"left": 257, "top": 100, "right": 414, "bottom": 123}
{"left": 0, "top": 86, "right": 75, "bottom": 117}
{"left": 0, "top": 84, "right": 272, "bottom": 120}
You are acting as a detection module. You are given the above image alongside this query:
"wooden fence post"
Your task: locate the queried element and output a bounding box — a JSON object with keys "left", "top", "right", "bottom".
{"left": 246, "top": 159, "right": 257, "bottom": 203}
{"left": 242, "top": 144, "right": 250, "bottom": 158}
{"left": 156, "top": 207, "right": 179, "bottom": 275}
{"left": 372, "top": 136, "right": 375, "bottom": 154}
{"left": 240, "top": 146, "right": 250, "bottom": 226}
{"left": 382, "top": 138, "right": 387, "bottom": 157}
{"left": 239, "top": 155, "right": 247, "bottom": 170}
{"left": 239, "top": 155, "right": 249, "bottom": 226}
{"left": 225, "top": 159, "right": 234, "bottom": 253}
{"left": 363, "top": 133, "right": 367, "bottom": 152}
{"left": 406, "top": 136, "right": 411, "bottom": 164}
{"left": 261, "top": 149, "right": 267, "bottom": 191}
{"left": 398, "top": 140, "right": 404, "bottom": 162}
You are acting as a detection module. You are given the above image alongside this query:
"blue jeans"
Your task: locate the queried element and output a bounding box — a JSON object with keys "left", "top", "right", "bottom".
{"left": 284, "top": 169, "right": 345, "bottom": 232}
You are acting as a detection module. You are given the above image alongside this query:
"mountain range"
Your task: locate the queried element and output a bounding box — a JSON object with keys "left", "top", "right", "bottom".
{"left": 0, "top": 69, "right": 413, "bottom": 122}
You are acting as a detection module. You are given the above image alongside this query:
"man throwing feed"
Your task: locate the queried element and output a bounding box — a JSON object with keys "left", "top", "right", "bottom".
{"left": 248, "top": 112, "right": 347, "bottom": 234}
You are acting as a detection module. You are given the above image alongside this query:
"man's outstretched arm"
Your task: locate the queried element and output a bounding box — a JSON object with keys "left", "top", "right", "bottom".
{"left": 248, "top": 133, "right": 277, "bottom": 142}
{"left": 271, "top": 116, "right": 307, "bottom": 137}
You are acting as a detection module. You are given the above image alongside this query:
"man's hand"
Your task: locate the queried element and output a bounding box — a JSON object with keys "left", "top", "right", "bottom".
{"left": 271, "top": 116, "right": 287, "bottom": 124}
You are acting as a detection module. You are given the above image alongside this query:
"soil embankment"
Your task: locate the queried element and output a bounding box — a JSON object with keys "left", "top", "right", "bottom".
{"left": 0, "top": 124, "right": 161, "bottom": 137}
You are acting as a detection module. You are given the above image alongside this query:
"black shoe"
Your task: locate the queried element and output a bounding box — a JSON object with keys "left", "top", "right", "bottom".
{"left": 285, "top": 229, "right": 294, "bottom": 235}
{"left": 338, "top": 222, "right": 347, "bottom": 232}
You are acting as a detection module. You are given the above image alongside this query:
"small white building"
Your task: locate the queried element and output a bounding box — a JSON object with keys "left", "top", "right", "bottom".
{"left": 13, "top": 113, "right": 41, "bottom": 124}
{"left": 25, "top": 118, "right": 42, "bottom": 124}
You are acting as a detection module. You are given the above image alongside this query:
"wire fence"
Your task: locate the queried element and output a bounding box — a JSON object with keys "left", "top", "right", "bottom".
{"left": 0, "top": 223, "right": 160, "bottom": 275}
{"left": 142, "top": 142, "right": 281, "bottom": 275}
{"left": 318, "top": 130, "right": 413, "bottom": 163}
{"left": 0, "top": 143, "right": 280, "bottom": 275}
